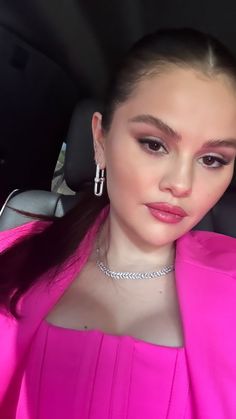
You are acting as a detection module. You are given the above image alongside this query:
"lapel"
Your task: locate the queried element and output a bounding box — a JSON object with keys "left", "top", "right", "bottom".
{"left": 175, "top": 230, "right": 236, "bottom": 417}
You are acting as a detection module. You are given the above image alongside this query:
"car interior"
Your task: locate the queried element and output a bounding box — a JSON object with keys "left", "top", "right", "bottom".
{"left": 0, "top": 1, "right": 235, "bottom": 237}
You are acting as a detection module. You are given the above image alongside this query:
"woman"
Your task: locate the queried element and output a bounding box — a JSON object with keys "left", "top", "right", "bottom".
{"left": 1, "top": 27, "right": 236, "bottom": 418}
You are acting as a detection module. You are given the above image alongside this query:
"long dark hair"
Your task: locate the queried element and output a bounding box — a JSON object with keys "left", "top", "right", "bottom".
{"left": 2, "top": 27, "right": 236, "bottom": 319}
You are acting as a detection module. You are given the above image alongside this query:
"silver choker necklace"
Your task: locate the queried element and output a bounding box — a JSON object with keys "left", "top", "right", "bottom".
{"left": 96, "top": 248, "right": 175, "bottom": 280}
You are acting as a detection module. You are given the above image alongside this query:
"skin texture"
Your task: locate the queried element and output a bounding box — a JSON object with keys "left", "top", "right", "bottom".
{"left": 92, "top": 67, "right": 236, "bottom": 273}
{"left": 46, "top": 67, "right": 236, "bottom": 346}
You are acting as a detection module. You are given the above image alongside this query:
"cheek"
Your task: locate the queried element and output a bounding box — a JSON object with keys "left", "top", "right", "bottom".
{"left": 106, "top": 159, "right": 140, "bottom": 194}
{"left": 105, "top": 147, "right": 147, "bottom": 198}
{"left": 194, "top": 170, "right": 233, "bottom": 212}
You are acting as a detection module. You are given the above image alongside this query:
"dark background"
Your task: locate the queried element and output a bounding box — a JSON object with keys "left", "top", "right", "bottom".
{"left": 0, "top": 0, "right": 235, "bottom": 205}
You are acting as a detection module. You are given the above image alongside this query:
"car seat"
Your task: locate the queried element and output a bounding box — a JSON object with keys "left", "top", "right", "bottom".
{"left": 0, "top": 25, "right": 78, "bottom": 208}
{"left": 0, "top": 99, "right": 99, "bottom": 231}
{"left": 0, "top": 98, "right": 236, "bottom": 238}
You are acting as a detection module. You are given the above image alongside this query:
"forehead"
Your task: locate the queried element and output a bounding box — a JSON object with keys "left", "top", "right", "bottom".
{"left": 113, "top": 68, "right": 236, "bottom": 139}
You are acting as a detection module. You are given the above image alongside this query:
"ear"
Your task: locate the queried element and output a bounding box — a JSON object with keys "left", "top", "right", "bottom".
{"left": 91, "top": 112, "right": 106, "bottom": 169}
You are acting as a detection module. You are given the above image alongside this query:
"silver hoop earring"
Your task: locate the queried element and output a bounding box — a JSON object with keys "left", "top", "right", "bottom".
{"left": 94, "top": 164, "right": 105, "bottom": 196}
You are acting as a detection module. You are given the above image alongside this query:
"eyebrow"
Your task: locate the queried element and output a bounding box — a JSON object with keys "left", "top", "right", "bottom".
{"left": 128, "top": 114, "right": 236, "bottom": 150}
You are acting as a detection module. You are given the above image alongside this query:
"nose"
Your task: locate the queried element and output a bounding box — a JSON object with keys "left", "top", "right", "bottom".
{"left": 159, "top": 159, "right": 193, "bottom": 198}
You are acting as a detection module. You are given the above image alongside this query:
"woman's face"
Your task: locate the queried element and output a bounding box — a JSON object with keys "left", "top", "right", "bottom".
{"left": 92, "top": 67, "right": 236, "bottom": 248}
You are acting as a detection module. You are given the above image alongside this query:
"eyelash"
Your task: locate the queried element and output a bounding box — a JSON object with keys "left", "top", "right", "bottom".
{"left": 137, "top": 138, "right": 230, "bottom": 169}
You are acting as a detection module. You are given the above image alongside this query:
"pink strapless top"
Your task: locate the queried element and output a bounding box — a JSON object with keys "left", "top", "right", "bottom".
{"left": 16, "top": 319, "right": 191, "bottom": 419}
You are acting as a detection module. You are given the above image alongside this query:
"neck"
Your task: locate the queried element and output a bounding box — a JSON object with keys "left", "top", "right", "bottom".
{"left": 98, "top": 212, "right": 176, "bottom": 273}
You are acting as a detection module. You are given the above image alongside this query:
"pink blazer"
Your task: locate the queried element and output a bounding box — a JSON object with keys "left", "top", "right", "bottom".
{"left": 1, "top": 208, "right": 236, "bottom": 418}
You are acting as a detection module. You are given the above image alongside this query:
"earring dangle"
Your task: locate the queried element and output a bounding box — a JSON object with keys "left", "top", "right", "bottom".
{"left": 94, "top": 164, "right": 105, "bottom": 196}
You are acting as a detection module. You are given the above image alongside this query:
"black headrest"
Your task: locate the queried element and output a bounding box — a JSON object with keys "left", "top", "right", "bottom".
{"left": 64, "top": 98, "right": 103, "bottom": 192}
{"left": 229, "top": 164, "right": 236, "bottom": 191}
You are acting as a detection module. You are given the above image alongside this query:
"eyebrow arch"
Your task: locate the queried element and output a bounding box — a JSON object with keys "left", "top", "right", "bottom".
{"left": 128, "top": 114, "right": 181, "bottom": 140}
{"left": 128, "top": 114, "right": 236, "bottom": 150}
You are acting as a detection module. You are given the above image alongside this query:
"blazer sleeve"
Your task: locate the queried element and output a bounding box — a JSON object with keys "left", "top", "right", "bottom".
{"left": 0, "top": 219, "right": 52, "bottom": 415}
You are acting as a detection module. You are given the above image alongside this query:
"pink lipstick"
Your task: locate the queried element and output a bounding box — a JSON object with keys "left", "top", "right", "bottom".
{"left": 146, "top": 202, "right": 187, "bottom": 224}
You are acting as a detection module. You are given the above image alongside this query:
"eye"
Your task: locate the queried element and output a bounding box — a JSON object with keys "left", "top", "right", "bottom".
{"left": 199, "top": 155, "right": 230, "bottom": 169}
{"left": 137, "top": 139, "right": 231, "bottom": 168}
{"left": 138, "top": 138, "right": 168, "bottom": 154}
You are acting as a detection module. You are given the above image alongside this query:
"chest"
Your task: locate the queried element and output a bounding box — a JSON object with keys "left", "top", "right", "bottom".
{"left": 46, "top": 264, "right": 184, "bottom": 348}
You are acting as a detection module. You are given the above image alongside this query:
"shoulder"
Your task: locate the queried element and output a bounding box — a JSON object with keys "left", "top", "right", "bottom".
{"left": 188, "top": 229, "right": 236, "bottom": 250}
{"left": 0, "top": 204, "right": 109, "bottom": 255}
{"left": 0, "top": 220, "right": 51, "bottom": 253}
{"left": 176, "top": 230, "right": 236, "bottom": 275}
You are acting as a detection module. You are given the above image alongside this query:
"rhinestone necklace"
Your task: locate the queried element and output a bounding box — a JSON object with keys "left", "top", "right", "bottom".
{"left": 96, "top": 247, "right": 175, "bottom": 280}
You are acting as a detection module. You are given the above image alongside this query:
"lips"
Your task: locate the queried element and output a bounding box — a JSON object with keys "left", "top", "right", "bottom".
{"left": 146, "top": 202, "right": 187, "bottom": 217}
